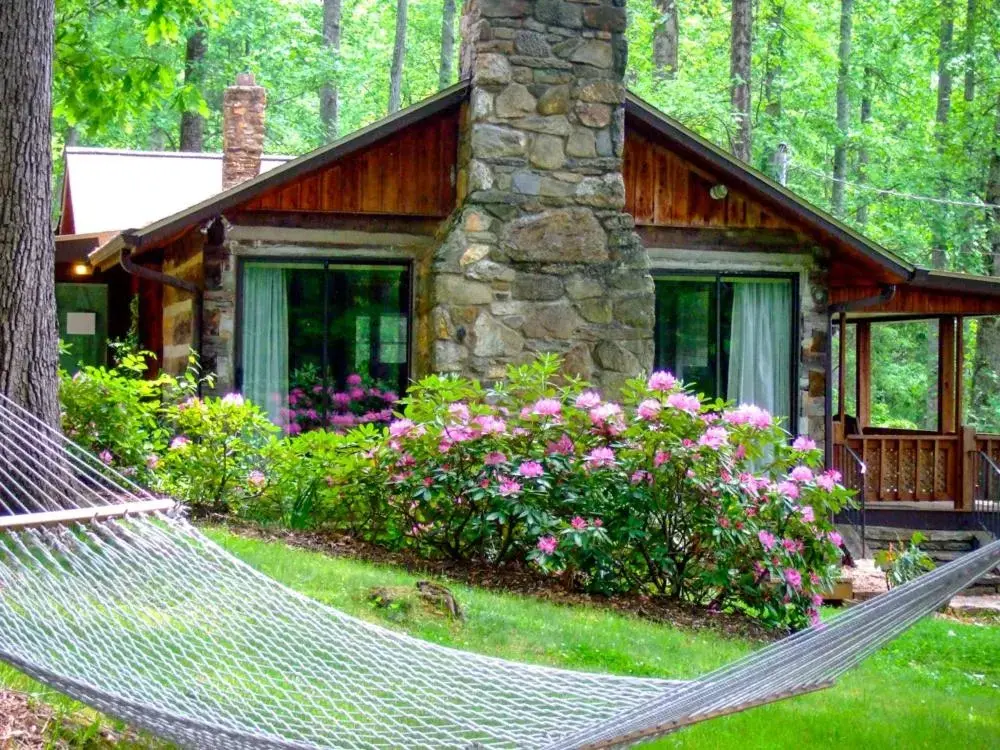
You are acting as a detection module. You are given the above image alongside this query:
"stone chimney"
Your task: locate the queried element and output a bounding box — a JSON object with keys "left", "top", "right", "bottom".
{"left": 431, "top": 0, "right": 654, "bottom": 392}
{"left": 222, "top": 73, "right": 267, "bottom": 190}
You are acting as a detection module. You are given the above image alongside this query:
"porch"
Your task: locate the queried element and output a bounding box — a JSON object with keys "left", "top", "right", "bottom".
{"left": 828, "top": 296, "right": 1000, "bottom": 528}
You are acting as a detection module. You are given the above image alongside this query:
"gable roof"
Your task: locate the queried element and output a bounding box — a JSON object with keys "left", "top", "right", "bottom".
{"left": 89, "top": 81, "right": 471, "bottom": 267}
{"left": 61, "top": 148, "right": 290, "bottom": 236}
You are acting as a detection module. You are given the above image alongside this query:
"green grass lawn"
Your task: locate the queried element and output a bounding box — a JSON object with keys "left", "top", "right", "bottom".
{"left": 4, "top": 528, "right": 1000, "bottom": 748}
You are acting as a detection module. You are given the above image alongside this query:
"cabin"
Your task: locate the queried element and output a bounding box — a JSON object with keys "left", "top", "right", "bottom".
{"left": 76, "top": 0, "right": 1000, "bottom": 543}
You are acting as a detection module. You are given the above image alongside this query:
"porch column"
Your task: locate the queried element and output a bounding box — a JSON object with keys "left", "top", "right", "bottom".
{"left": 938, "top": 316, "right": 956, "bottom": 433}
{"left": 856, "top": 320, "right": 871, "bottom": 428}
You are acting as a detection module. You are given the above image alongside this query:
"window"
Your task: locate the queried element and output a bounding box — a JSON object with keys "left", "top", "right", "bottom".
{"left": 239, "top": 260, "right": 410, "bottom": 427}
{"left": 654, "top": 274, "right": 795, "bottom": 422}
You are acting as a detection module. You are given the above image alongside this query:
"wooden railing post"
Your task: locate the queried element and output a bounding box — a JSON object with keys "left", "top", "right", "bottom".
{"left": 959, "top": 426, "right": 977, "bottom": 511}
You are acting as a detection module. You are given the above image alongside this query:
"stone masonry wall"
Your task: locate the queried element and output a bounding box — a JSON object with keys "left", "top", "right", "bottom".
{"left": 430, "top": 0, "right": 655, "bottom": 393}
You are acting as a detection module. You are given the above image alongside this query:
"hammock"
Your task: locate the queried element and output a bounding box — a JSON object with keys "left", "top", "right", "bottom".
{"left": 0, "top": 394, "right": 997, "bottom": 749}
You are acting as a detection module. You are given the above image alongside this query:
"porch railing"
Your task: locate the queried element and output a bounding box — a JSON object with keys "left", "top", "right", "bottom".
{"left": 835, "top": 432, "right": 964, "bottom": 503}
{"left": 975, "top": 450, "right": 1000, "bottom": 538}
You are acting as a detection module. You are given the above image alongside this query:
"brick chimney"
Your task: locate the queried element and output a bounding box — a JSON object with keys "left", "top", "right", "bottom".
{"left": 222, "top": 73, "right": 266, "bottom": 190}
{"left": 431, "top": 0, "right": 654, "bottom": 392}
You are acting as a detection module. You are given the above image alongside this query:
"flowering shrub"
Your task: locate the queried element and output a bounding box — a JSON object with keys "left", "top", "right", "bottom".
{"left": 156, "top": 393, "right": 278, "bottom": 516}
{"left": 367, "top": 355, "right": 852, "bottom": 629}
{"left": 280, "top": 366, "right": 398, "bottom": 434}
{"left": 59, "top": 350, "right": 203, "bottom": 483}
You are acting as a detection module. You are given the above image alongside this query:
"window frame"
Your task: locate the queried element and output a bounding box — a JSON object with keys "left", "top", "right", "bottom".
{"left": 652, "top": 269, "right": 800, "bottom": 424}
{"left": 234, "top": 254, "right": 415, "bottom": 396}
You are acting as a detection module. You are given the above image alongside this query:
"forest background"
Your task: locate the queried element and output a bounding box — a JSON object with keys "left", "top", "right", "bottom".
{"left": 52, "top": 0, "right": 1000, "bottom": 432}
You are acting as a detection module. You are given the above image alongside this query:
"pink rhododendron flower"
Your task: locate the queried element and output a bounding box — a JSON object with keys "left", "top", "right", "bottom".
{"left": 585, "top": 446, "right": 616, "bottom": 468}
{"left": 537, "top": 536, "right": 558, "bottom": 555}
{"left": 784, "top": 568, "right": 803, "bottom": 590}
{"left": 698, "top": 426, "right": 729, "bottom": 450}
{"left": 396, "top": 453, "right": 416, "bottom": 468}
{"left": 575, "top": 391, "right": 602, "bottom": 409}
{"left": 332, "top": 392, "right": 351, "bottom": 408}
{"left": 631, "top": 470, "right": 650, "bottom": 484}
{"left": 758, "top": 530, "right": 776, "bottom": 551}
{"left": 518, "top": 461, "right": 544, "bottom": 478}
{"left": 532, "top": 398, "right": 562, "bottom": 417}
{"left": 592, "top": 518, "right": 603, "bottom": 527}
{"left": 665, "top": 392, "right": 700, "bottom": 415}
{"left": 546, "top": 434, "right": 575, "bottom": 455}
{"left": 723, "top": 404, "right": 772, "bottom": 428}
{"left": 589, "top": 402, "right": 623, "bottom": 427}
{"left": 484, "top": 452, "right": 507, "bottom": 466}
{"left": 800, "top": 505, "right": 815, "bottom": 523}
{"left": 816, "top": 473, "right": 836, "bottom": 492}
{"left": 571, "top": 516, "right": 587, "bottom": 530}
{"left": 637, "top": 399, "right": 662, "bottom": 420}
{"left": 389, "top": 419, "right": 417, "bottom": 438}
{"left": 169, "top": 436, "right": 189, "bottom": 450}
{"left": 808, "top": 608, "right": 821, "bottom": 627}
{"left": 312, "top": 385, "right": 324, "bottom": 394}
{"left": 792, "top": 435, "right": 817, "bottom": 452}
{"left": 443, "top": 425, "right": 476, "bottom": 443}
{"left": 99, "top": 449, "right": 113, "bottom": 465}
{"left": 498, "top": 477, "right": 522, "bottom": 496}
{"left": 476, "top": 415, "right": 507, "bottom": 435}
{"left": 782, "top": 538, "right": 804, "bottom": 553}
{"left": 828, "top": 531, "right": 843, "bottom": 547}
{"left": 777, "top": 480, "right": 800, "bottom": 499}
{"left": 383, "top": 391, "right": 399, "bottom": 403}
{"left": 647, "top": 371, "right": 677, "bottom": 392}
{"left": 330, "top": 413, "right": 356, "bottom": 427}
{"left": 349, "top": 388, "right": 366, "bottom": 400}
{"left": 438, "top": 440, "right": 452, "bottom": 453}
{"left": 654, "top": 450, "right": 671, "bottom": 467}
{"left": 448, "top": 403, "right": 470, "bottom": 422}
{"left": 789, "top": 465, "right": 814, "bottom": 483}
{"left": 346, "top": 374, "right": 363, "bottom": 386}
{"left": 734, "top": 444, "right": 747, "bottom": 460}
{"left": 286, "top": 422, "right": 302, "bottom": 435}
{"left": 222, "top": 393, "right": 244, "bottom": 406}
{"left": 248, "top": 470, "right": 266, "bottom": 488}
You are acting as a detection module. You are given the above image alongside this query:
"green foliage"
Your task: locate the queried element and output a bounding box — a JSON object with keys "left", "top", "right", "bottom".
{"left": 157, "top": 393, "right": 278, "bottom": 516}
{"left": 874, "top": 532, "right": 937, "bottom": 589}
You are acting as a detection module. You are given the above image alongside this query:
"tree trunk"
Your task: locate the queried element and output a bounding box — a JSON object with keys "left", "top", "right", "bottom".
{"left": 653, "top": 0, "right": 679, "bottom": 80}
{"left": 963, "top": 0, "right": 976, "bottom": 102}
{"left": 729, "top": 0, "right": 752, "bottom": 162}
{"left": 180, "top": 26, "right": 206, "bottom": 151}
{"left": 321, "top": 0, "right": 342, "bottom": 140}
{"left": 971, "top": 99, "right": 1000, "bottom": 428}
{"left": 439, "top": 0, "right": 456, "bottom": 89}
{"left": 936, "top": 2, "right": 955, "bottom": 129}
{"left": 856, "top": 66, "right": 872, "bottom": 225}
{"left": 832, "top": 0, "right": 853, "bottom": 217}
{"left": 388, "top": 0, "right": 408, "bottom": 114}
{"left": 0, "top": 0, "right": 60, "bottom": 427}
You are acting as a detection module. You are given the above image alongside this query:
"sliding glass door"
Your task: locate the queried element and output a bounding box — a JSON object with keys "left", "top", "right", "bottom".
{"left": 240, "top": 260, "right": 410, "bottom": 430}
{"left": 654, "top": 274, "right": 795, "bottom": 422}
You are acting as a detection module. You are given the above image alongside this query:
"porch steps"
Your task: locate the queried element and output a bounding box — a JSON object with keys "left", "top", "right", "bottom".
{"left": 836, "top": 525, "right": 1000, "bottom": 594}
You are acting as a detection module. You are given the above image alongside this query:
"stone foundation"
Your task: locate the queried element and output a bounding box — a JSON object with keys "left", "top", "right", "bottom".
{"left": 430, "top": 0, "right": 654, "bottom": 391}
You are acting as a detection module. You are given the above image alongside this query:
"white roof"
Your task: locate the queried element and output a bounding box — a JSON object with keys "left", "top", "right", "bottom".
{"left": 62, "top": 147, "right": 291, "bottom": 235}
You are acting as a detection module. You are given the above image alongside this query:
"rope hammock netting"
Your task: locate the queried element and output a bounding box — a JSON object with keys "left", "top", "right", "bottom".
{"left": 0, "top": 393, "right": 998, "bottom": 749}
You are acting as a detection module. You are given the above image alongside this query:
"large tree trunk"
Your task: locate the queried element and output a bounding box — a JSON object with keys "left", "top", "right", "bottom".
{"left": 971, "top": 99, "right": 1000, "bottom": 429}
{"left": 180, "top": 26, "right": 206, "bottom": 151}
{"left": 653, "top": 0, "right": 679, "bottom": 80}
{"left": 832, "top": 0, "right": 853, "bottom": 217}
{"left": 0, "top": 0, "right": 60, "bottom": 428}
{"left": 321, "top": 0, "right": 342, "bottom": 140}
{"left": 388, "top": 0, "right": 408, "bottom": 113}
{"left": 963, "top": 0, "right": 976, "bottom": 102}
{"left": 729, "top": 0, "right": 752, "bottom": 161}
{"left": 439, "top": 0, "right": 456, "bottom": 89}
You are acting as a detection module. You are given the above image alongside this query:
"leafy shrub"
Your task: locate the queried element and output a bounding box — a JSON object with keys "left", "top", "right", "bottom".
{"left": 371, "top": 355, "right": 852, "bottom": 629}
{"left": 874, "top": 533, "right": 936, "bottom": 588}
{"left": 282, "top": 365, "right": 398, "bottom": 434}
{"left": 156, "top": 394, "right": 277, "bottom": 516}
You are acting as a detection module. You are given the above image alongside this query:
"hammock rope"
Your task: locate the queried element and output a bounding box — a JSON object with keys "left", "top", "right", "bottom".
{"left": 0, "top": 393, "right": 997, "bottom": 749}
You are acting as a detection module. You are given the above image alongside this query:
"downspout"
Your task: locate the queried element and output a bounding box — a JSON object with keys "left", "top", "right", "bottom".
{"left": 823, "top": 284, "right": 897, "bottom": 466}
{"left": 119, "top": 247, "right": 204, "bottom": 384}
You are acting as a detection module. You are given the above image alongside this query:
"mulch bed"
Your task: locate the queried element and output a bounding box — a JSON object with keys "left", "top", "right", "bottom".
{"left": 0, "top": 690, "right": 50, "bottom": 749}
{"left": 220, "top": 519, "right": 781, "bottom": 642}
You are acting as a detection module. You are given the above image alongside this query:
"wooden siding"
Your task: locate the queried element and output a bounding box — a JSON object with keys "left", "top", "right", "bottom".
{"left": 624, "top": 125, "right": 795, "bottom": 230}
{"left": 241, "top": 108, "right": 459, "bottom": 217}
{"left": 830, "top": 285, "right": 1000, "bottom": 316}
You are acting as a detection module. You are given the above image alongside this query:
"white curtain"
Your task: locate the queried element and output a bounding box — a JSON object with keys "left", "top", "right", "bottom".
{"left": 727, "top": 281, "right": 793, "bottom": 423}
{"left": 241, "top": 265, "right": 289, "bottom": 426}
